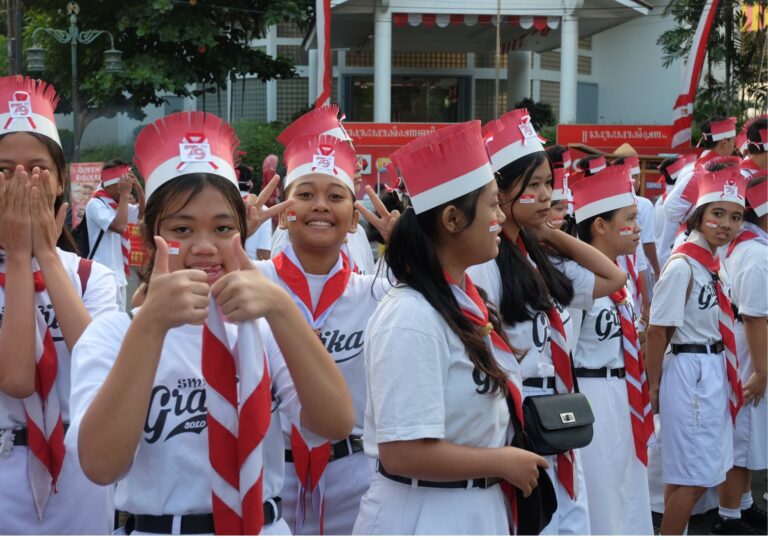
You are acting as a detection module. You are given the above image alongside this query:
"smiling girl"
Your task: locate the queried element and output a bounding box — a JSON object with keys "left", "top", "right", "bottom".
{"left": 467, "top": 109, "right": 627, "bottom": 535}
{"left": 647, "top": 167, "right": 747, "bottom": 535}
{"left": 0, "top": 76, "right": 118, "bottom": 533}
{"left": 568, "top": 166, "right": 655, "bottom": 534}
{"left": 68, "top": 112, "right": 353, "bottom": 535}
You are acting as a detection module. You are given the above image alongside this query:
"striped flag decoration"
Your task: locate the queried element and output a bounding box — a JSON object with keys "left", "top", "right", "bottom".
{"left": 202, "top": 297, "right": 272, "bottom": 534}
{"left": 314, "top": 0, "right": 332, "bottom": 108}
{"left": 671, "top": 0, "right": 721, "bottom": 148}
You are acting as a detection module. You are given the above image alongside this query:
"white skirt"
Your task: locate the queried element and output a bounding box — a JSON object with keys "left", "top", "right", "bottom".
{"left": 352, "top": 472, "right": 509, "bottom": 535}
{"left": 0, "top": 441, "right": 114, "bottom": 534}
{"left": 281, "top": 450, "right": 374, "bottom": 534}
{"left": 733, "top": 322, "right": 768, "bottom": 470}
{"left": 578, "top": 376, "right": 653, "bottom": 535}
{"left": 523, "top": 385, "right": 591, "bottom": 535}
{"left": 659, "top": 351, "right": 733, "bottom": 487}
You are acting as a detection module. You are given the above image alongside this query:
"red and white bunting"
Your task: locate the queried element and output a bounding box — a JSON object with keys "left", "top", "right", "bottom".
{"left": 392, "top": 13, "right": 560, "bottom": 31}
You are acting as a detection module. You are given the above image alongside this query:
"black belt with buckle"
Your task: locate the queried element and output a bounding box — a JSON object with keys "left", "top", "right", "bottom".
{"left": 377, "top": 461, "right": 500, "bottom": 489}
{"left": 127, "top": 497, "right": 282, "bottom": 534}
{"left": 285, "top": 435, "right": 364, "bottom": 463}
{"left": 574, "top": 367, "right": 627, "bottom": 378}
{"left": 671, "top": 341, "right": 725, "bottom": 355}
{"left": 523, "top": 376, "right": 556, "bottom": 389}
{"left": 0, "top": 423, "right": 69, "bottom": 447}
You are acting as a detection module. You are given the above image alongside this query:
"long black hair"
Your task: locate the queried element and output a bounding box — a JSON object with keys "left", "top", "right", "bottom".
{"left": 495, "top": 151, "right": 574, "bottom": 323}
{"left": 385, "top": 187, "right": 511, "bottom": 396}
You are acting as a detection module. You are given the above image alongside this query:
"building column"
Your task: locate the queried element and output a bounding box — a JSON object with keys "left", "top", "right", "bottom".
{"left": 373, "top": 2, "right": 392, "bottom": 122}
{"left": 308, "top": 48, "right": 318, "bottom": 106}
{"left": 266, "top": 24, "right": 278, "bottom": 122}
{"left": 507, "top": 51, "right": 530, "bottom": 107}
{"left": 559, "top": 11, "right": 578, "bottom": 124}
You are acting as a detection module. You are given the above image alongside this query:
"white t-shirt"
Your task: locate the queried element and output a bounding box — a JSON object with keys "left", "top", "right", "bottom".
{"left": 271, "top": 224, "right": 375, "bottom": 275}
{"left": 724, "top": 223, "right": 768, "bottom": 318}
{"left": 636, "top": 195, "right": 656, "bottom": 246}
{"left": 363, "top": 286, "right": 510, "bottom": 458}
{"left": 85, "top": 198, "right": 139, "bottom": 287}
{"left": 244, "top": 212, "right": 273, "bottom": 260}
{"left": 649, "top": 231, "right": 726, "bottom": 345}
{"left": 0, "top": 249, "right": 118, "bottom": 428}
{"left": 467, "top": 257, "right": 595, "bottom": 379}
{"left": 67, "top": 311, "right": 292, "bottom": 515}
{"left": 570, "top": 292, "right": 637, "bottom": 370}
{"left": 256, "top": 259, "right": 387, "bottom": 443}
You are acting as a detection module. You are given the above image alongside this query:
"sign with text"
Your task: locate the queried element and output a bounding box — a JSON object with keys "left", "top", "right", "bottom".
{"left": 557, "top": 125, "right": 673, "bottom": 153}
{"left": 69, "top": 162, "right": 104, "bottom": 228}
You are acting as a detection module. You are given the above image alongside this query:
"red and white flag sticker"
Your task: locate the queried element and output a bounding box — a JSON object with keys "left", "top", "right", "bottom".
{"left": 619, "top": 226, "right": 633, "bottom": 236}
{"left": 705, "top": 219, "right": 718, "bottom": 228}
{"left": 287, "top": 211, "right": 297, "bottom": 222}
{"left": 519, "top": 194, "right": 536, "bottom": 204}
{"left": 489, "top": 220, "right": 501, "bottom": 233}
{"left": 167, "top": 241, "right": 181, "bottom": 255}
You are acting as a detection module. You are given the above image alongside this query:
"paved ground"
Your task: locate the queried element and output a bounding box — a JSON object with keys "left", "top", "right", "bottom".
{"left": 653, "top": 472, "right": 767, "bottom": 535}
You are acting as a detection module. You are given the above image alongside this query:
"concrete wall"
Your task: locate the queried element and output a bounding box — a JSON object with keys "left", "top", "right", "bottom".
{"left": 591, "top": 0, "right": 683, "bottom": 124}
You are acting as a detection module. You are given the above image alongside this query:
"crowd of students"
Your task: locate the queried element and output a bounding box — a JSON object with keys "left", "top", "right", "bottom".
{"left": 0, "top": 73, "right": 765, "bottom": 536}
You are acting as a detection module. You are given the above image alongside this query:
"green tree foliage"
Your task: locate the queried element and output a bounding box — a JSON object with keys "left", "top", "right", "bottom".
{"left": 24, "top": 0, "right": 313, "bottom": 147}
{"left": 657, "top": 0, "right": 766, "bottom": 123}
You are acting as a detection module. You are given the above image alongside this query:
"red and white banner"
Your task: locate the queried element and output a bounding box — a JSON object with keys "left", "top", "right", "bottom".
{"left": 672, "top": 0, "right": 721, "bottom": 148}
{"left": 314, "top": 0, "right": 332, "bottom": 108}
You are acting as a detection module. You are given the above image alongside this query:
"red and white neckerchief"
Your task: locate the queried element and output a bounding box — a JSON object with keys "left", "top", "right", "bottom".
{"left": 609, "top": 284, "right": 654, "bottom": 466}
{"left": 740, "top": 157, "right": 761, "bottom": 178}
{"left": 512, "top": 233, "right": 577, "bottom": 500}
{"left": 446, "top": 272, "right": 524, "bottom": 532}
{"left": 272, "top": 245, "right": 351, "bottom": 534}
{"left": 91, "top": 189, "right": 131, "bottom": 278}
{"left": 0, "top": 270, "right": 65, "bottom": 520}
{"left": 619, "top": 253, "right": 643, "bottom": 312}
{"left": 726, "top": 222, "right": 768, "bottom": 258}
{"left": 671, "top": 242, "right": 743, "bottom": 422}
{"left": 202, "top": 298, "right": 272, "bottom": 534}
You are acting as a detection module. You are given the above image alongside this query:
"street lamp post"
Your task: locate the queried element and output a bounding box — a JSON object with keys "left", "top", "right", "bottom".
{"left": 26, "top": 2, "right": 122, "bottom": 162}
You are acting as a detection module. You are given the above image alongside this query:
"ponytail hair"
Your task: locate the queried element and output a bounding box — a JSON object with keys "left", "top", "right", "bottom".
{"left": 385, "top": 191, "right": 511, "bottom": 396}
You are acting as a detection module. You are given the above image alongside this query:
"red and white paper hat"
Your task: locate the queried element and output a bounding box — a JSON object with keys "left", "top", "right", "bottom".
{"left": 551, "top": 148, "right": 572, "bottom": 171}
{"left": 747, "top": 180, "right": 768, "bottom": 218}
{"left": 277, "top": 104, "right": 352, "bottom": 145}
{"left": 577, "top": 155, "right": 607, "bottom": 175}
{"left": 101, "top": 163, "right": 131, "bottom": 188}
{"left": 283, "top": 133, "right": 357, "bottom": 192}
{"left": 747, "top": 127, "right": 768, "bottom": 152}
{"left": 551, "top": 168, "right": 569, "bottom": 201}
{"left": 618, "top": 156, "right": 640, "bottom": 176}
{"left": 660, "top": 153, "right": 696, "bottom": 180}
{"left": 133, "top": 112, "right": 239, "bottom": 201}
{"left": 571, "top": 165, "right": 635, "bottom": 224}
{"left": 0, "top": 75, "right": 60, "bottom": 147}
{"left": 704, "top": 117, "right": 737, "bottom": 142}
{"left": 391, "top": 120, "right": 494, "bottom": 215}
{"left": 696, "top": 167, "right": 746, "bottom": 209}
{"left": 482, "top": 108, "right": 544, "bottom": 172}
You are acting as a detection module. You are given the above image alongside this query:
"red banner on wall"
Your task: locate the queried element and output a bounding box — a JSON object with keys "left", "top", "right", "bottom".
{"left": 557, "top": 125, "right": 673, "bottom": 153}
{"left": 344, "top": 122, "right": 453, "bottom": 193}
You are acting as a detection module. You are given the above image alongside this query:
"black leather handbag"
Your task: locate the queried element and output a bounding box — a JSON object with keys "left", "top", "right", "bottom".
{"left": 522, "top": 392, "right": 595, "bottom": 456}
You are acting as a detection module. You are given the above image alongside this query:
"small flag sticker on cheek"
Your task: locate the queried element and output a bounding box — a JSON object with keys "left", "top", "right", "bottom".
{"left": 167, "top": 241, "right": 181, "bottom": 255}
{"left": 287, "top": 211, "right": 297, "bottom": 222}
{"left": 519, "top": 194, "right": 536, "bottom": 204}
{"left": 705, "top": 219, "right": 718, "bottom": 228}
{"left": 619, "top": 227, "right": 633, "bottom": 236}
{"left": 489, "top": 220, "right": 501, "bottom": 233}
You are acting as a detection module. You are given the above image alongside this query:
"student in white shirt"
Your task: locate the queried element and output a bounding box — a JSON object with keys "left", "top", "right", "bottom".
{"left": 647, "top": 166, "right": 747, "bottom": 535}
{"left": 354, "top": 120, "right": 547, "bottom": 535}
{"left": 0, "top": 75, "right": 119, "bottom": 534}
{"left": 255, "top": 133, "right": 394, "bottom": 535}
{"left": 469, "top": 111, "right": 626, "bottom": 535}
{"left": 716, "top": 175, "right": 768, "bottom": 535}
{"left": 69, "top": 112, "right": 354, "bottom": 535}
{"left": 85, "top": 160, "right": 145, "bottom": 309}
{"left": 568, "top": 166, "right": 654, "bottom": 535}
